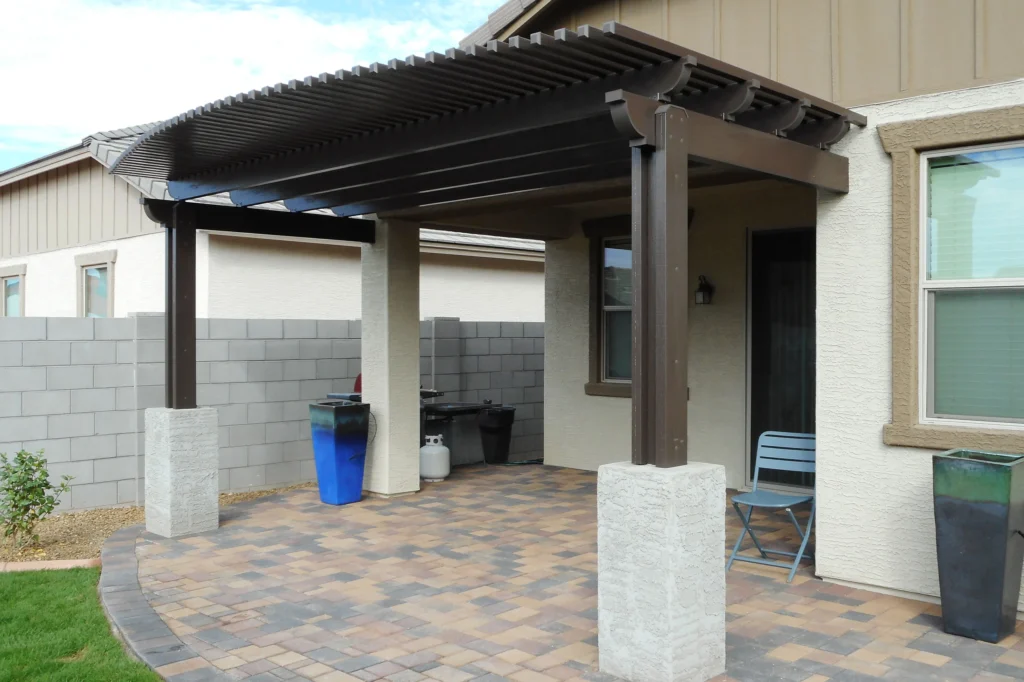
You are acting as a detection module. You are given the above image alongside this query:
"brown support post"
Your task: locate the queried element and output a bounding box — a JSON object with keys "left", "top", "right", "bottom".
{"left": 165, "top": 203, "right": 197, "bottom": 409}
{"left": 627, "top": 104, "right": 689, "bottom": 467}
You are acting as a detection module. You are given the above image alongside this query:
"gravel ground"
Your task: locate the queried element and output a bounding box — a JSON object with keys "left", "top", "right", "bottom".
{"left": 0, "top": 482, "right": 316, "bottom": 562}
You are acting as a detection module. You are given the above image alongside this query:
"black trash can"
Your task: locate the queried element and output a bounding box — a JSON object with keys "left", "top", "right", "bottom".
{"left": 933, "top": 449, "right": 1024, "bottom": 643}
{"left": 479, "top": 406, "right": 516, "bottom": 464}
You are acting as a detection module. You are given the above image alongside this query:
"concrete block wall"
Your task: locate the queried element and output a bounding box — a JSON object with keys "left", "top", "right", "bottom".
{"left": 0, "top": 315, "right": 544, "bottom": 510}
{"left": 137, "top": 317, "right": 363, "bottom": 498}
{"left": 421, "top": 317, "right": 544, "bottom": 462}
{"left": 0, "top": 317, "right": 144, "bottom": 511}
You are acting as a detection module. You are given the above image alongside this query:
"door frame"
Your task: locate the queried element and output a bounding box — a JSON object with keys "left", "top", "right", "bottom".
{"left": 744, "top": 226, "right": 816, "bottom": 490}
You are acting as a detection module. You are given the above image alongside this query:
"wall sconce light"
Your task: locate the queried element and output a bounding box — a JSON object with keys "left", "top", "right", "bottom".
{"left": 695, "top": 275, "right": 715, "bottom": 305}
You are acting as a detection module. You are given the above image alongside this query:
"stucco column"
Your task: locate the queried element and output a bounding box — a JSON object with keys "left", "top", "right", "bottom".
{"left": 145, "top": 407, "right": 219, "bottom": 538}
{"left": 361, "top": 219, "right": 421, "bottom": 496}
{"left": 598, "top": 461, "right": 726, "bottom": 682}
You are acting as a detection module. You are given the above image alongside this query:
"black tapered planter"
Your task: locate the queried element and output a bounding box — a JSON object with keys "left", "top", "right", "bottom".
{"left": 933, "top": 449, "right": 1024, "bottom": 643}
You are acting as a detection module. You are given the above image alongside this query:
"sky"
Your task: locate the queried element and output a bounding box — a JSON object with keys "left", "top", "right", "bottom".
{"left": 0, "top": 0, "right": 504, "bottom": 172}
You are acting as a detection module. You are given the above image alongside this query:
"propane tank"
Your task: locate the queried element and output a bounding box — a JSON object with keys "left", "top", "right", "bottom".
{"left": 420, "top": 434, "right": 451, "bottom": 482}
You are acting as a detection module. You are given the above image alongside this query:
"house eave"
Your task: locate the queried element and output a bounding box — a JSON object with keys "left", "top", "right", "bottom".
{"left": 0, "top": 147, "right": 92, "bottom": 189}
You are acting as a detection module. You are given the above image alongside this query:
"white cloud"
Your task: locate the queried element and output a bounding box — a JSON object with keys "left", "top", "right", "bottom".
{"left": 0, "top": 0, "right": 496, "bottom": 161}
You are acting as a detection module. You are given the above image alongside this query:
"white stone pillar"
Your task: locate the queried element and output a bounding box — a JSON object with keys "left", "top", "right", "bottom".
{"left": 598, "top": 461, "right": 727, "bottom": 682}
{"left": 145, "top": 407, "right": 219, "bottom": 538}
{"left": 361, "top": 219, "right": 421, "bottom": 496}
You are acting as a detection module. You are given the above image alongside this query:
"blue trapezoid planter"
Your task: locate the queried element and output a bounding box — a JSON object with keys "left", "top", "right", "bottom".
{"left": 309, "top": 400, "right": 371, "bottom": 506}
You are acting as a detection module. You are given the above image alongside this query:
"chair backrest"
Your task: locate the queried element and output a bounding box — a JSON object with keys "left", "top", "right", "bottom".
{"left": 752, "top": 431, "right": 816, "bottom": 490}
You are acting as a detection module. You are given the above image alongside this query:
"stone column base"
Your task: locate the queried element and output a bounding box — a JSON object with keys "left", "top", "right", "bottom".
{"left": 598, "top": 461, "right": 726, "bottom": 682}
{"left": 145, "top": 407, "right": 219, "bottom": 538}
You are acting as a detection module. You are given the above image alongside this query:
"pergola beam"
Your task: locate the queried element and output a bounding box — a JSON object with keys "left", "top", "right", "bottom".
{"left": 289, "top": 141, "right": 626, "bottom": 213}
{"left": 143, "top": 199, "right": 376, "bottom": 243}
{"left": 228, "top": 116, "right": 618, "bottom": 208}
{"left": 331, "top": 161, "right": 631, "bottom": 218}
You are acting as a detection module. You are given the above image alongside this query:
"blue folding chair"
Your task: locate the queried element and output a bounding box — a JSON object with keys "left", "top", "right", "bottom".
{"left": 726, "top": 431, "right": 815, "bottom": 583}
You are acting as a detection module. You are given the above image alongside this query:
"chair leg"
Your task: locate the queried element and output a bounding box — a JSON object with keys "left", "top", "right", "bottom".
{"left": 726, "top": 504, "right": 748, "bottom": 572}
{"left": 786, "top": 500, "right": 816, "bottom": 583}
{"left": 729, "top": 502, "right": 769, "bottom": 571}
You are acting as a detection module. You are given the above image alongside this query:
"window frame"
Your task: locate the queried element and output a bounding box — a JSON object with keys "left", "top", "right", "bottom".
{"left": 0, "top": 264, "right": 26, "bottom": 317}
{"left": 583, "top": 215, "right": 632, "bottom": 398}
{"left": 600, "top": 235, "right": 633, "bottom": 385}
{"left": 918, "top": 141, "right": 1024, "bottom": 429}
{"left": 75, "top": 250, "right": 117, "bottom": 318}
{"left": 879, "top": 103, "right": 1024, "bottom": 453}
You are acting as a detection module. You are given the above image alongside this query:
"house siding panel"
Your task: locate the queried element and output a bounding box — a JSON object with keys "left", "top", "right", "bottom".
{"left": 0, "top": 159, "right": 160, "bottom": 260}
{"left": 719, "top": 0, "right": 772, "bottom": 76}
{"left": 666, "top": 0, "right": 715, "bottom": 56}
{"left": 520, "top": 0, "right": 1024, "bottom": 108}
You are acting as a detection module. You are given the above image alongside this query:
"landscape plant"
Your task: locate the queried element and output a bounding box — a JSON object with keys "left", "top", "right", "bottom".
{"left": 0, "top": 450, "right": 72, "bottom": 547}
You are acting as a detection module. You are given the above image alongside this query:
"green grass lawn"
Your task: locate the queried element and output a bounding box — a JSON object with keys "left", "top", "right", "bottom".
{"left": 0, "top": 568, "right": 160, "bottom": 682}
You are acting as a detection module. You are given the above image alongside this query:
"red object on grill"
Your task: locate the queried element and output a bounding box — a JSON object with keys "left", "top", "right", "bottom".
{"left": 354, "top": 373, "right": 362, "bottom": 393}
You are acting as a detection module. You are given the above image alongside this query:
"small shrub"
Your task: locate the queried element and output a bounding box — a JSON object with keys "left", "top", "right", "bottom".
{"left": 0, "top": 450, "right": 72, "bottom": 547}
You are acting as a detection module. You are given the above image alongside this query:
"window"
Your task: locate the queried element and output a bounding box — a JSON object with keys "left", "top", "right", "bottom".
{"left": 602, "top": 237, "right": 632, "bottom": 381}
{"left": 0, "top": 265, "right": 25, "bottom": 317}
{"left": 921, "top": 144, "right": 1024, "bottom": 424}
{"left": 75, "top": 250, "right": 116, "bottom": 318}
{"left": 880, "top": 104, "right": 1024, "bottom": 452}
{"left": 583, "top": 215, "right": 632, "bottom": 397}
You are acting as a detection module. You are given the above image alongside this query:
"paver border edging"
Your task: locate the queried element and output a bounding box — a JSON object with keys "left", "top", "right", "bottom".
{"left": 0, "top": 558, "right": 101, "bottom": 572}
{"left": 99, "top": 525, "right": 232, "bottom": 682}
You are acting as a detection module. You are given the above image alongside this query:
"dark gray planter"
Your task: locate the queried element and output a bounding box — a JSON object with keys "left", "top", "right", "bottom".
{"left": 933, "top": 449, "right": 1024, "bottom": 643}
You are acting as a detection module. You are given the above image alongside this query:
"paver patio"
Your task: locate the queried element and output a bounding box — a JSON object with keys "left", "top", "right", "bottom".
{"left": 106, "top": 465, "right": 1024, "bottom": 682}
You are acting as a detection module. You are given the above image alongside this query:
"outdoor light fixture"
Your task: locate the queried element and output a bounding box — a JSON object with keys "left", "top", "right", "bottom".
{"left": 695, "top": 275, "right": 715, "bottom": 305}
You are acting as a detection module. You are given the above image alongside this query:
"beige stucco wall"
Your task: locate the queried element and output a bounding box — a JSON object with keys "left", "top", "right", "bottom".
{"left": 0, "top": 231, "right": 167, "bottom": 317}
{"left": 208, "top": 233, "right": 545, "bottom": 321}
{"left": 816, "top": 79, "right": 1024, "bottom": 608}
{"left": 544, "top": 181, "right": 815, "bottom": 487}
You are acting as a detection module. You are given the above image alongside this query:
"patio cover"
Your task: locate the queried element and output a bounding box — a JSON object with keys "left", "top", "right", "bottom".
{"left": 111, "top": 22, "right": 864, "bottom": 468}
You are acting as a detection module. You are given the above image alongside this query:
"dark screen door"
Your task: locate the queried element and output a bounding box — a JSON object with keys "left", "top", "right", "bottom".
{"left": 749, "top": 229, "right": 815, "bottom": 487}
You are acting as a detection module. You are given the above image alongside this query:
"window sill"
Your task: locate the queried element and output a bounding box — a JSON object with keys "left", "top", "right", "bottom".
{"left": 883, "top": 422, "right": 1024, "bottom": 454}
{"left": 585, "top": 382, "right": 631, "bottom": 398}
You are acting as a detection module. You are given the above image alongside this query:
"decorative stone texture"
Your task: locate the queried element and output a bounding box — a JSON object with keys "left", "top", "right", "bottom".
{"left": 145, "top": 407, "right": 219, "bottom": 538}
{"left": 597, "top": 461, "right": 726, "bottom": 682}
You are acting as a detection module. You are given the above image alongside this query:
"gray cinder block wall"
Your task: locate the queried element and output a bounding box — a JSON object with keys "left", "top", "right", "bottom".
{"left": 420, "top": 318, "right": 543, "bottom": 462}
{"left": 0, "top": 315, "right": 544, "bottom": 510}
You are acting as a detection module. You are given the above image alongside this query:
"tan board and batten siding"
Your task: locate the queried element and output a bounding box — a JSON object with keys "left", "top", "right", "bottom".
{"left": 0, "top": 160, "right": 158, "bottom": 259}
{"left": 526, "top": 0, "right": 1024, "bottom": 107}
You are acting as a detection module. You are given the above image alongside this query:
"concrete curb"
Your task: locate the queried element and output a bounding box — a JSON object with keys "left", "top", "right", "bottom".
{"left": 0, "top": 557, "right": 101, "bottom": 572}
{"left": 99, "top": 525, "right": 232, "bottom": 682}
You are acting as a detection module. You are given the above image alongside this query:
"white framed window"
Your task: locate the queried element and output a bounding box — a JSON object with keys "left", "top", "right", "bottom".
{"left": 601, "top": 236, "right": 632, "bottom": 382}
{"left": 920, "top": 142, "right": 1024, "bottom": 426}
{"left": 0, "top": 265, "right": 25, "bottom": 317}
{"left": 75, "top": 250, "right": 116, "bottom": 318}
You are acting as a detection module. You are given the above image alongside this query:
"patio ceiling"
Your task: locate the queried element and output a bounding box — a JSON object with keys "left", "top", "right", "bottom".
{"left": 110, "top": 22, "right": 864, "bottom": 224}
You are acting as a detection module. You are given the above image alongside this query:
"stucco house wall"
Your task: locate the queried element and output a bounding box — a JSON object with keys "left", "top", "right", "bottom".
{"left": 544, "top": 181, "right": 815, "bottom": 488}
{"left": 816, "top": 78, "right": 1024, "bottom": 609}
{"left": 208, "top": 234, "right": 545, "bottom": 321}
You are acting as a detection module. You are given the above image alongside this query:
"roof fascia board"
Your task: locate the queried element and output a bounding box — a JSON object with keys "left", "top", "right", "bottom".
{"left": 0, "top": 147, "right": 92, "bottom": 189}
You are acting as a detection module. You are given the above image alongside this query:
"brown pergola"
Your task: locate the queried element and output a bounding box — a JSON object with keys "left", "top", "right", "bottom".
{"left": 114, "top": 22, "right": 864, "bottom": 469}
